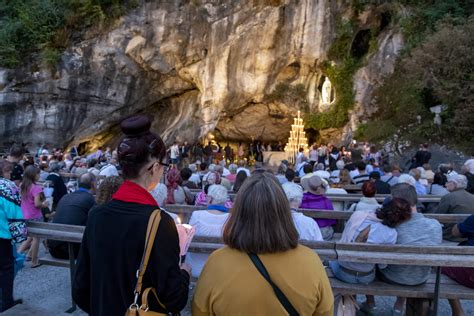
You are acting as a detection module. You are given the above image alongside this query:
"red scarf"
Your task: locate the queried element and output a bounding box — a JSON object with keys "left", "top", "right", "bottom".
{"left": 112, "top": 180, "right": 158, "bottom": 206}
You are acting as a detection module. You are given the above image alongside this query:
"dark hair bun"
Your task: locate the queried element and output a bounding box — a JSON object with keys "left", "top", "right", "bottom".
{"left": 121, "top": 115, "right": 152, "bottom": 137}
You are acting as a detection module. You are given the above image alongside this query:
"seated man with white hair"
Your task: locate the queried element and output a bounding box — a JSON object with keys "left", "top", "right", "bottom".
{"left": 435, "top": 174, "right": 474, "bottom": 241}
{"left": 436, "top": 174, "right": 474, "bottom": 215}
{"left": 188, "top": 164, "right": 201, "bottom": 186}
{"left": 330, "top": 160, "right": 345, "bottom": 183}
{"left": 398, "top": 174, "right": 427, "bottom": 196}
{"left": 187, "top": 185, "right": 230, "bottom": 278}
{"left": 313, "top": 163, "right": 331, "bottom": 180}
{"left": 462, "top": 159, "right": 474, "bottom": 194}
{"left": 409, "top": 168, "right": 427, "bottom": 195}
{"left": 283, "top": 183, "right": 323, "bottom": 241}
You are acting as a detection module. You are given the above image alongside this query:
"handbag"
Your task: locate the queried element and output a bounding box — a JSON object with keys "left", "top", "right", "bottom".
{"left": 125, "top": 210, "right": 167, "bottom": 316}
{"left": 334, "top": 294, "right": 358, "bottom": 316}
{"left": 8, "top": 219, "right": 28, "bottom": 243}
{"left": 248, "top": 253, "right": 299, "bottom": 316}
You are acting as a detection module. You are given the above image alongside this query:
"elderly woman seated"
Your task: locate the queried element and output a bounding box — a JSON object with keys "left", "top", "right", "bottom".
{"left": 347, "top": 181, "right": 380, "bottom": 213}
{"left": 187, "top": 185, "right": 230, "bottom": 278}
{"left": 300, "top": 175, "right": 335, "bottom": 240}
{"left": 283, "top": 182, "right": 323, "bottom": 241}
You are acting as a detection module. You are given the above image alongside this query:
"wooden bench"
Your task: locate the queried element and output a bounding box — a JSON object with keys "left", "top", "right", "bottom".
{"left": 188, "top": 238, "right": 474, "bottom": 316}
{"left": 27, "top": 222, "right": 83, "bottom": 313}
{"left": 188, "top": 189, "right": 442, "bottom": 204}
{"left": 164, "top": 204, "right": 466, "bottom": 225}
{"left": 27, "top": 220, "right": 474, "bottom": 315}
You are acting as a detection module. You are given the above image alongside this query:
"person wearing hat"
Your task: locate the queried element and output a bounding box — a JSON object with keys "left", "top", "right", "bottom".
{"left": 300, "top": 175, "right": 335, "bottom": 240}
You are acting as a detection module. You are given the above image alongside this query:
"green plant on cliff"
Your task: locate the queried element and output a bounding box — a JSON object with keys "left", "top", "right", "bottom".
{"left": 268, "top": 82, "right": 309, "bottom": 112}
{"left": 305, "top": 19, "right": 362, "bottom": 130}
{"left": 356, "top": 1, "right": 473, "bottom": 153}
{"left": 0, "top": 0, "right": 138, "bottom": 68}
{"left": 356, "top": 17, "right": 474, "bottom": 154}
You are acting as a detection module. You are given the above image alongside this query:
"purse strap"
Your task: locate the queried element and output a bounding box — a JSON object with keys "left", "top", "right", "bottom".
{"left": 134, "top": 209, "right": 162, "bottom": 296}
{"left": 248, "top": 253, "right": 299, "bottom": 316}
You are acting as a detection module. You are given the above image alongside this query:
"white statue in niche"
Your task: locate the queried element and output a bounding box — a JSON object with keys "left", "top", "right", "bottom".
{"left": 319, "top": 77, "right": 335, "bottom": 112}
{"left": 322, "top": 77, "right": 332, "bottom": 104}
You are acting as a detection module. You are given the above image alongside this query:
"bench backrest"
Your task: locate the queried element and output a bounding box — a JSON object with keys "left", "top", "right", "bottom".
{"left": 188, "top": 190, "right": 442, "bottom": 203}
{"left": 164, "top": 204, "right": 467, "bottom": 224}
{"left": 26, "top": 222, "right": 474, "bottom": 267}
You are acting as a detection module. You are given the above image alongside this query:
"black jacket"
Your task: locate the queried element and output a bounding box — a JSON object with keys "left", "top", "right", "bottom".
{"left": 72, "top": 200, "right": 190, "bottom": 315}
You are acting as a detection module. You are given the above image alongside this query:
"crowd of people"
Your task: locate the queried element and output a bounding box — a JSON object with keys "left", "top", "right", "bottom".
{"left": 0, "top": 115, "right": 473, "bottom": 315}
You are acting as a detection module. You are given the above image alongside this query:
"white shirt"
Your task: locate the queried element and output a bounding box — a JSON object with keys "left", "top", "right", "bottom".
{"left": 99, "top": 164, "right": 119, "bottom": 177}
{"left": 347, "top": 197, "right": 381, "bottom": 213}
{"left": 292, "top": 211, "right": 323, "bottom": 241}
{"left": 296, "top": 152, "right": 305, "bottom": 165}
{"left": 349, "top": 169, "right": 360, "bottom": 179}
{"left": 326, "top": 187, "right": 348, "bottom": 211}
{"left": 313, "top": 170, "right": 331, "bottom": 180}
{"left": 187, "top": 210, "right": 229, "bottom": 278}
{"left": 236, "top": 167, "right": 251, "bottom": 177}
{"left": 221, "top": 167, "right": 231, "bottom": 177}
{"left": 170, "top": 145, "right": 180, "bottom": 159}
{"left": 189, "top": 173, "right": 201, "bottom": 185}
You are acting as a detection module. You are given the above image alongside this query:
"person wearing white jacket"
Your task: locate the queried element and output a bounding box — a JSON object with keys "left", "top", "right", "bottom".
{"left": 283, "top": 182, "right": 323, "bottom": 241}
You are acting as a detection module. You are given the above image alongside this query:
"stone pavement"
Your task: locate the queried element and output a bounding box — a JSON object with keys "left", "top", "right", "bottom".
{"left": 4, "top": 246, "right": 474, "bottom": 315}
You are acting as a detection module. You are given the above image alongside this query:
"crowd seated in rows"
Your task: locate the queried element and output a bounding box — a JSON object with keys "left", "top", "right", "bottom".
{"left": 192, "top": 173, "right": 333, "bottom": 315}
{"left": 187, "top": 185, "right": 230, "bottom": 278}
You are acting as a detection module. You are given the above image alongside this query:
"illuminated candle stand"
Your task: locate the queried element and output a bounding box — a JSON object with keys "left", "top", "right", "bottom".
{"left": 284, "top": 111, "right": 308, "bottom": 165}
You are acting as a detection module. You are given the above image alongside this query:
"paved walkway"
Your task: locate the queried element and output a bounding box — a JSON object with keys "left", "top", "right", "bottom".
{"left": 4, "top": 246, "right": 474, "bottom": 315}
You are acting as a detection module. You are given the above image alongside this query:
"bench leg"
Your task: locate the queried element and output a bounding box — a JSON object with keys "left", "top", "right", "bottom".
{"left": 66, "top": 243, "right": 77, "bottom": 314}
{"left": 431, "top": 266, "right": 441, "bottom": 316}
{"left": 406, "top": 298, "right": 431, "bottom": 316}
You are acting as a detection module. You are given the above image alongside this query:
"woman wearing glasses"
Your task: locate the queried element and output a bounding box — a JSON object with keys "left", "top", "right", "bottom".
{"left": 73, "top": 115, "right": 191, "bottom": 316}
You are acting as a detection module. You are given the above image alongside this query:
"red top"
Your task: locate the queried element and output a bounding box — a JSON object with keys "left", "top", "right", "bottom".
{"left": 112, "top": 180, "right": 158, "bottom": 207}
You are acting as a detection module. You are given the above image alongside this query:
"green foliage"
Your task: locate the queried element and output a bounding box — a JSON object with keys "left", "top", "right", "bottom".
{"left": 268, "top": 82, "right": 309, "bottom": 112}
{"left": 357, "top": 16, "right": 474, "bottom": 154}
{"left": 398, "top": 0, "right": 470, "bottom": 53}
{"left": 0, "top": 0, "right": 137, "bottom": 68}
{"left": 306, "top": 19, "right": 362, "bottom": 130}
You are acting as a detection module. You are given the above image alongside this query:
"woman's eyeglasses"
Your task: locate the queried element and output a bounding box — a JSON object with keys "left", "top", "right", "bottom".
{"left": 147, "top": 160, "right": 170, "bottom": 172}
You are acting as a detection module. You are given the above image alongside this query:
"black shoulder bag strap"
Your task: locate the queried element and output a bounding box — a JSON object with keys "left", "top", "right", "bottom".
{"left": 248, "top": 253, "right": 299, "bottom": 316}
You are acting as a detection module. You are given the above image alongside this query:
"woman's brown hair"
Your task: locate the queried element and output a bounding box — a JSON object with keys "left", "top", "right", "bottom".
{"left": 117, "top": 115, "right": 166, "bottom": 179}
{"left": 21, "top": 165, "right": 40, "bottom": 197}
{"left": 96, "top": 176, "right": 124, "bottom": 205}
{"left": 223, "top": 172, "right": 299, "bottom": 254}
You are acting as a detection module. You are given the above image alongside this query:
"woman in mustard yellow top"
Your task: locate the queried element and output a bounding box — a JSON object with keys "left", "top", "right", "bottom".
{"left": 192, "top": 172, "right": 333, "bottom": 316}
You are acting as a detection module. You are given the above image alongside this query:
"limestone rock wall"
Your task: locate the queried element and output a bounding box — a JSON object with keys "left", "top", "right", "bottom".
{"left": 0, "top": 0, "right": 402, "bottom": 151}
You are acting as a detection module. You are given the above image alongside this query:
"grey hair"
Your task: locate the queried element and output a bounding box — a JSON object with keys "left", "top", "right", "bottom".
{"left": 208, "top": 184, "right": 228, "bottom": 205}
{"left": 215, "top": 165, "right": 224, "bottom": 175}
{"left": 313, "top": 163, "right": 325, "bottom": 172}
{"left": 208, "top": 164, "right": 216, "bottom": 172}
{"left": 391, "top": 183, "right": 417, "bottom": 207}
{"left": 189, "top": 164, "right": 197, "bottom": 172}
{"left": 229, "top": 164, "right": 238, "bottom": 173}
{"left": 448, "top": 174, "right": 468, "bottom": 190}
{"left": 277, "top": 163, "right": 287, "bottom": 175}
{"left": 49, "top": 161, "right": 61, "bottom": 172}
{"left": 336, "top": 160, "right": 345, "bottom": 170}
{"left": 78, "top": 172, "right": 96, "bottom": 190}
{"left": 283, "top": 183, "right": 303, "bottom": 206}
{"left": 464, "top": 159, "right": 474, "bottom": 174}
{"left": 398, "top": 174, "right": 416, "bottom": 187}
{"left": 150, "top": 183, "right": 168, "bottom": 206}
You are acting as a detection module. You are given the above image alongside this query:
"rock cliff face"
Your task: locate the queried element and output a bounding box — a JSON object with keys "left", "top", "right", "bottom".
{"left": 0, "top": 0, "right": 403, "bottom": 151}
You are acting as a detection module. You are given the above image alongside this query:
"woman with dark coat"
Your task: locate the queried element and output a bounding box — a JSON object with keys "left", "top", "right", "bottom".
{"left": 73, "top": 115, "right": 191, "bottom": 315}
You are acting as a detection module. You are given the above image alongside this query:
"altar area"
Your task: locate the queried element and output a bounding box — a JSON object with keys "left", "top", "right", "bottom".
{"left": 263, "top": 151, "right": 288, "bottom": 167}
